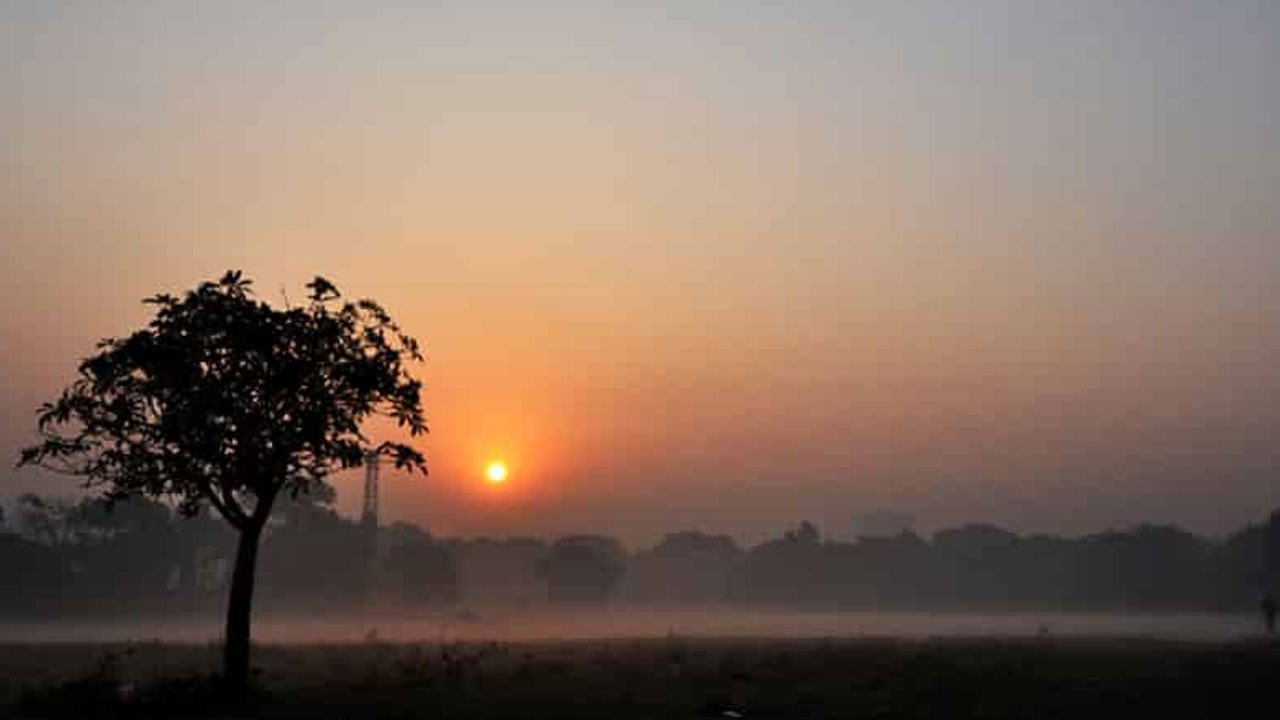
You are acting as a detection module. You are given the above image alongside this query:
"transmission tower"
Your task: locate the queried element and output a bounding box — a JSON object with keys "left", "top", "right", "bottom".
{"left": 361, "top": 451, "right": 379, "bottom": 529}
{"left": 359, "top": 451, "right": 381, "bottom": 603}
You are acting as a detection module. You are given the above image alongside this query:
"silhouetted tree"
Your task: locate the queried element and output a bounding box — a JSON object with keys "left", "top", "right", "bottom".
{"left": 383, "top": 522, "right": 458, "bottom": 606}
{"left": 448, "top": 537, "right": 549, "bottom": 606}
{"left": 932, "top": 524, "right": 1025, "bottom": 607}
{"left": 1266, "top": 509, "right": 1280, "bottom": 593}
{"left": 7, "top": 494, "right": 1280, "bottom": 616}
{"left": 15, "top": 493, "right": 94, "bottom": 546}
{"left": 786, "top": 520, "right": 821, "bottom": 545}
{"left": 730, "top": 524, "right": 830, "bottom": 604}
{"left": 67, "top": 496, "right": 182, "bottom": 609}
{"left": 1069, "top": 525, "right": 1212, "bottom": 609}
{"left": 0, "top": 530, "right": 59, "bottom": 615}
{"left": 538, "top": 535, "right": 627, "bottom": 604}
{"left": 17, "top": 271, "right": 427, "bottom": 693}
{"left": 258, "top": 500, "right": 368, "bottom": 610}
{"left": 624, "top": 531, "right": 742, "bottom": 604}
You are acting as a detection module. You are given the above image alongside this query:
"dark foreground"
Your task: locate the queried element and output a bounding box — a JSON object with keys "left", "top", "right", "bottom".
{"left": 3, "top": 637, "right": 1278, "bottom": 719}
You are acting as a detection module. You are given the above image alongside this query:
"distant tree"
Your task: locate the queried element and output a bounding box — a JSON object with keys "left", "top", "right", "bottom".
{"left": 15, "top": 494, "right": 83, "bottom": 546}
{"left": 538, "top": 535, "right": 627, "bottom": 604}
{"left": 17, "top": 271, "right": 427, "bottom": 693}
{"left": 731, "top": 522, "right": 835, "bottom": 605}
{"left": 256, "top": 501, "right": 366, "bottom": 610}
{"left": 0, "top": 529, "right": 59, "bottom": 614}
{"left": 75, "top": 495, "right": 173, "bottom": 540}
{"left": 932, "top": 524, "right": 1027, "bottom": 608}
{"left": 447, "top": 536, "right": 549, "bottom": 605}
{"left": 382, "top": 523, "right": 458, "bottom": 606}
{"left": 784, "top": 520, "right": 821, "bottom": 545}
{"left": 1266, "top": 509, "right": 1280, "bottom": 592}
{"left": 1071, "top": 525, "right": 1212, "bottom": 609}
{"left": 624, "top": 531, "right": 742, "bottom": 604}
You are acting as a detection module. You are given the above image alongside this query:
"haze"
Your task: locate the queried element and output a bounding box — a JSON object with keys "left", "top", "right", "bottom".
{"left": 3, "top": 1, "right": 1279, "bottom": 546}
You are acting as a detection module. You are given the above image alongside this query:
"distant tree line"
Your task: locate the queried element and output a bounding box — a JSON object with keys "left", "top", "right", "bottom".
{"left": 3, "top": 494, "right": 1279, "bottom": 617}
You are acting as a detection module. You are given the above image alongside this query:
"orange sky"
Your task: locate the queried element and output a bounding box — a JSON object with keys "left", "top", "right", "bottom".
{"left": 3, "top": 2, "right": 1280, "bottom": 545}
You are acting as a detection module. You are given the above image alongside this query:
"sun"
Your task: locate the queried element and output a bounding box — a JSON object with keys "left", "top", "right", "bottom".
{"left": 485, "top": 460, "right": 509, "bottom": 485}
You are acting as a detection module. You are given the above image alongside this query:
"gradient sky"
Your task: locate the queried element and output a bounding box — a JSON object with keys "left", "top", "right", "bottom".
{"left": 3, "top": 1, "right": 1279, "bottom": 546}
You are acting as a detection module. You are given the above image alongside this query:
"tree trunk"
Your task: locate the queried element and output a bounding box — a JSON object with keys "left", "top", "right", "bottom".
{"left": 224, "top": 522, "right": 262, "bottom": 694}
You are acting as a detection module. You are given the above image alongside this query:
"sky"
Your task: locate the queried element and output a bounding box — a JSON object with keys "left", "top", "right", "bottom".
{"left": 2, "top": 1, "right": 1279, "bottom": 546}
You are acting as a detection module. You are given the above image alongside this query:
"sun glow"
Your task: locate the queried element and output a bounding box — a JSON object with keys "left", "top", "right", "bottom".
{"left": 485, "top": 461, "right": 509, "bottom": 485}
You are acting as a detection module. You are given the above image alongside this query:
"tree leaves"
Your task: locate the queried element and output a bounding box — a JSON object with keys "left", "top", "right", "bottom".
{"left": 17, "top": 271, "right": 428, "bottom": 532}
{"left": 305, "top": 276, "right": 339, "bottom": 302}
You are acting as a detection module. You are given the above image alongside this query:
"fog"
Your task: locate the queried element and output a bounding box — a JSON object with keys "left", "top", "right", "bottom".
{"left": 4, "top": 493, "right": 1278, "bottom": 647}
{"left": 1, "top": 609, "right": 1263, "bottom": 646}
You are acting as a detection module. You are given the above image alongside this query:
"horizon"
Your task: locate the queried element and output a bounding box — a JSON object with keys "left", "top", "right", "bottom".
{"left": 3, "top": 487, "right": 1275, "bottom": 552}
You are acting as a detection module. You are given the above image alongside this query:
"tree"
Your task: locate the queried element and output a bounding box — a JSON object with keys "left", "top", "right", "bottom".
{"left": 258, "top": 499, "right": 367, "bottom": 611}
{"left": 17, "top": 271, "right": 427, "bottom": 692}
{"left": 537, "top": 535, "right": 627, "bottom": 604}
{"left": 1266, "top": 509, "right": 1280, "bottom": 593}
{"left": 624, "top": 531, "right": 742, "bottom": 604}
{"left": 382, "top": 522, "right": 458, "bottom": 606}
{"left": 14, "top": 494, "right": 84, "bottom": 546}
{"left": 784, "top": 520, "right": 821, "bottom": 545}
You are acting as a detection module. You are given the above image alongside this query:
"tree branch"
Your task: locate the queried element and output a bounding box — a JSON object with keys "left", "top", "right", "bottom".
{"left": 200, "top": 483, "right": 246, "bottom": 529}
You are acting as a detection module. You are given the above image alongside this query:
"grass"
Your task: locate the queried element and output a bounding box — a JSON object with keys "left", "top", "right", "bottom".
{"left": 3, "top": 636, "right": 1278, "bottom": 718}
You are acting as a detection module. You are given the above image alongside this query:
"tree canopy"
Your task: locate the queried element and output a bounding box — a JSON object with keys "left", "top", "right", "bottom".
{"left": 19, "top": 271, "right": 427, "bottom": 527}
{"left": 18, "top": 270, "right": 428, "bottom": 690}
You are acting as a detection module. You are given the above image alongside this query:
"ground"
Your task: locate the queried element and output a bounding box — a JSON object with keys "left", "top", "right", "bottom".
{"left": 2, "top": 637, "right": 1278, "bottom": 718}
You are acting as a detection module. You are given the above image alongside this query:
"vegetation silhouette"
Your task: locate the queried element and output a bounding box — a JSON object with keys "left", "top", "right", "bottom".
{"left": 536, "top": 535, "right": 626, "bottom": 604}
{"left": 16, "top": 271, "right": 428, "bottom": 693}
{"left": 5, "top": 502, "right": 1280, "bottom": 618}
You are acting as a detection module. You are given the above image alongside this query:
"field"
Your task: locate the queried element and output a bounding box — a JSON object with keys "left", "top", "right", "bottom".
{"left": 2, "top": 636, "right": 1278, "bottom": 719}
